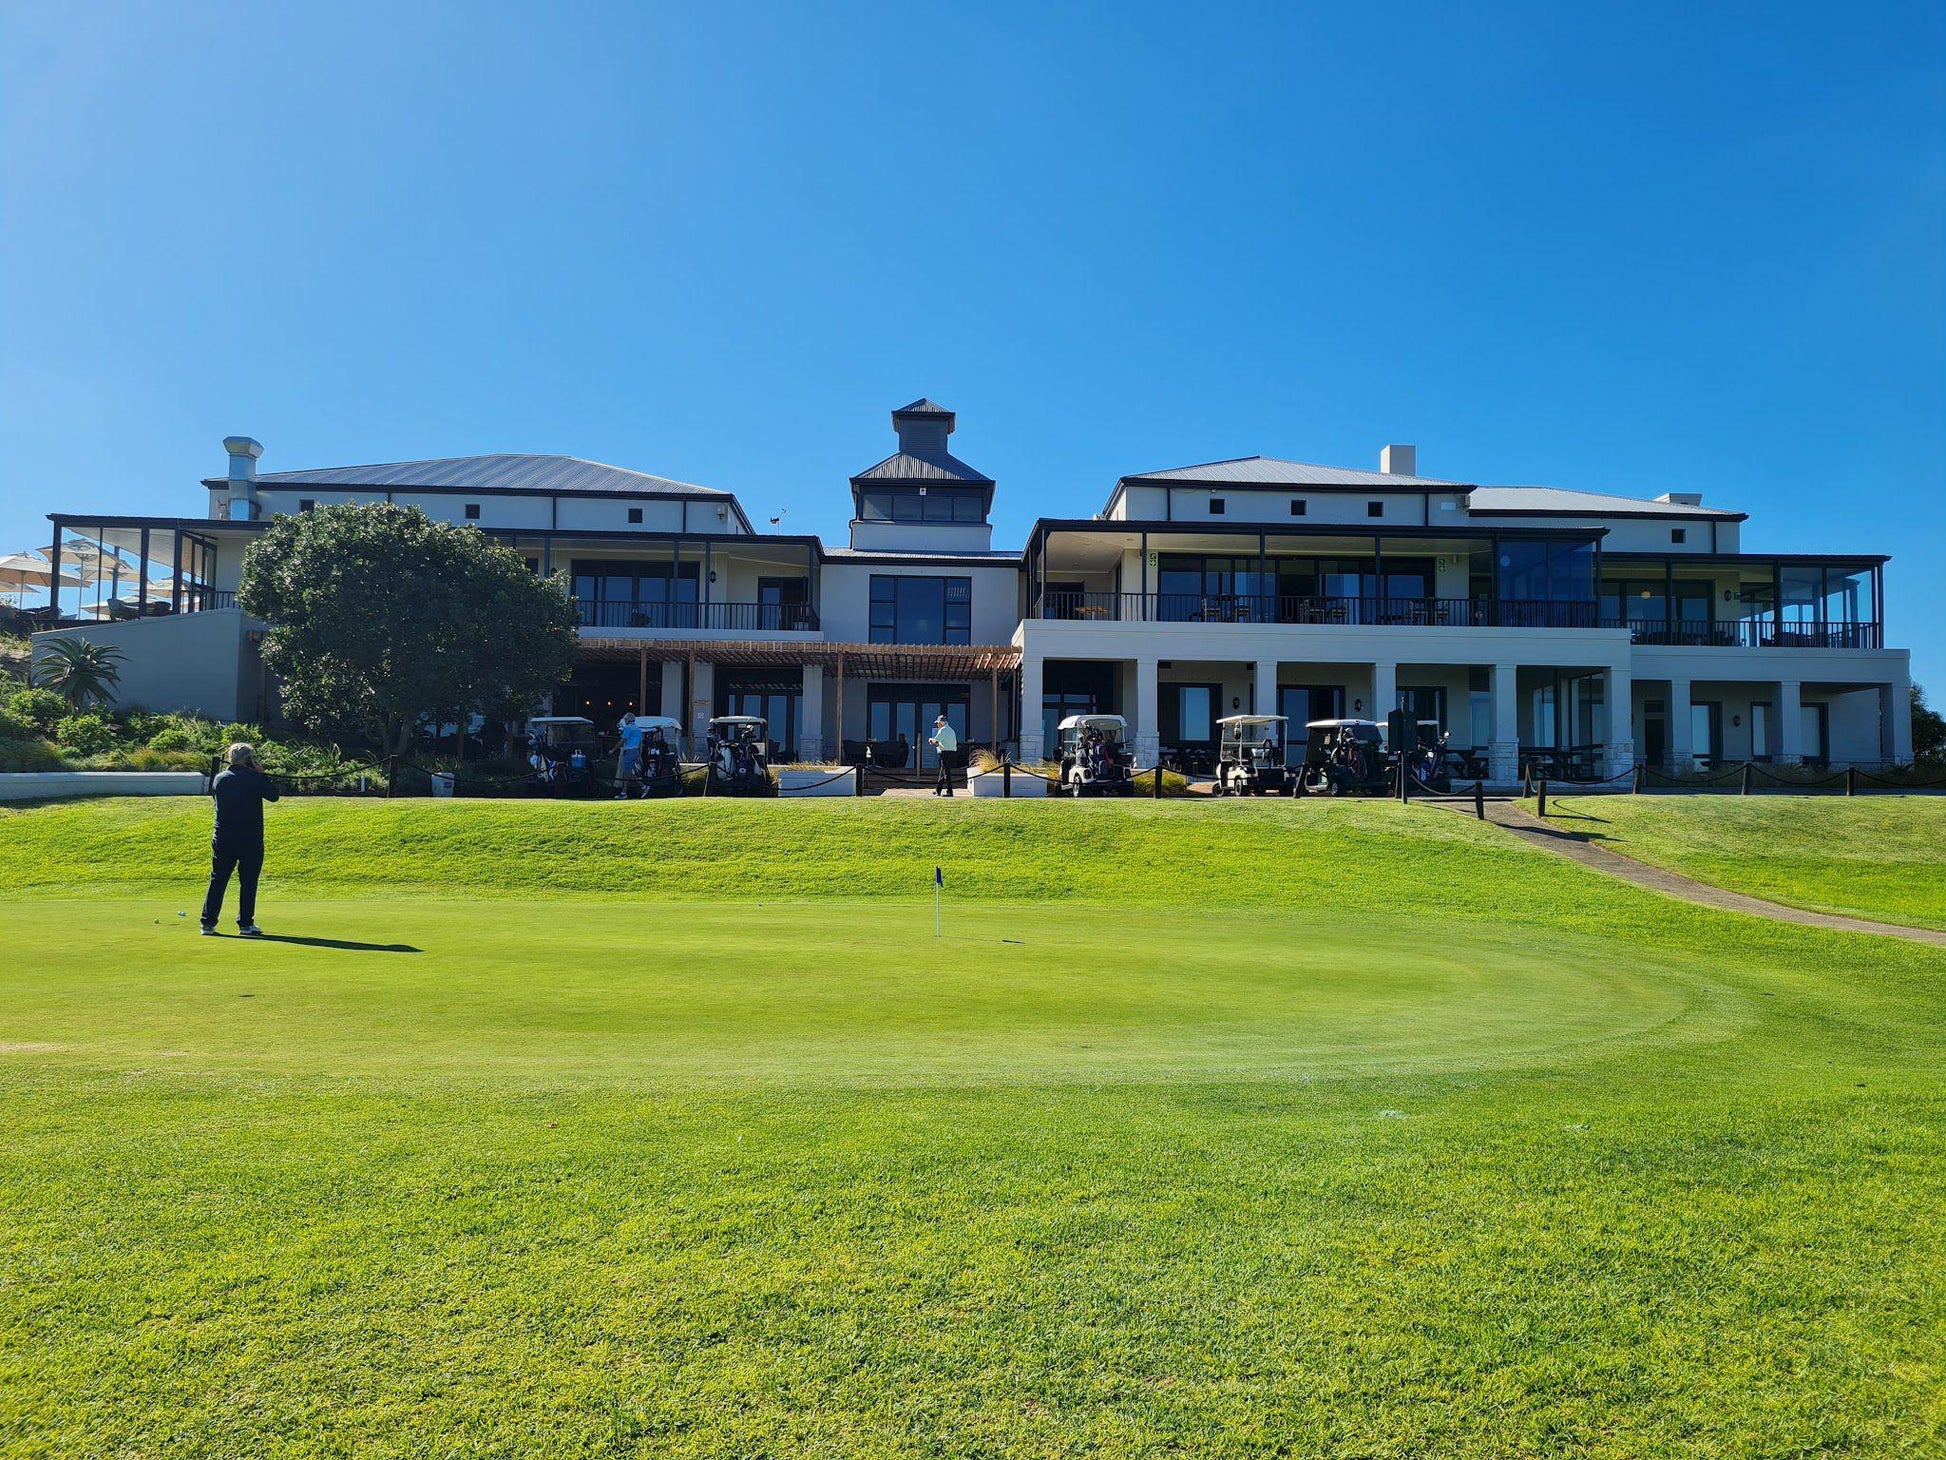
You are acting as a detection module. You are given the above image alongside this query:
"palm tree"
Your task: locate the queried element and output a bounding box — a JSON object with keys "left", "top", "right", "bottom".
{"left": 33, "top": 636, "right": 125, "bottom": 709}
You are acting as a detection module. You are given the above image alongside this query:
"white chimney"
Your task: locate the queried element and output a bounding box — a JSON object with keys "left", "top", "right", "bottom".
{"left": 222, "top": 436, "right": 263, "bottom": 520}
{"left": 1380, "top": 444, "right": 1417, "bottom": 477}
{"left": 1655, "top": 491, "right": 1703, "bottom": 507}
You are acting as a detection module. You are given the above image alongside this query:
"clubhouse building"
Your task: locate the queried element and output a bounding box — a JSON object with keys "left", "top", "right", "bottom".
{"left": 33, "top": 400, "right": 1914, "bottom": 781}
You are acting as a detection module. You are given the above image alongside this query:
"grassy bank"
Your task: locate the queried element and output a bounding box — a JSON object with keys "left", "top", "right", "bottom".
{"left": 1541, "top": 793, "right": 1946, "bottom": 930}
{"left": 2, "top": 798, "right": 1943, "bottom": 1456}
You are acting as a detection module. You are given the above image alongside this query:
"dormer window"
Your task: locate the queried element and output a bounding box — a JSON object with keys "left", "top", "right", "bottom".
{"left": 464, "top": 503, "right": 481, "bottom": 520}
{"left": 1290, "top": 499, "right": 1306, "bottom": 516}
{"left": 1208, "top": 497, "right": 1226, "bottom": 515}
{"left": 858, "top": 489, "right": 985, "bottom": 524}
{"left": 1367, "top": 501, "right": 1384, "bottom": 518}
{"left": 627, "top": 507, "right": 643, "bottom": 524}
{"left": 1671, "top": 528, "right": 1686, "bottom": 543}
{"left": 298, "top": 499, "right": 315, "bottom": 514}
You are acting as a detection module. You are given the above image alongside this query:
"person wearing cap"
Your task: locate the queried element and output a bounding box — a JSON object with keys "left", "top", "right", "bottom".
{"left": 929, "top": 714, "right": 960, "bottom": 797}
{"left": 200, "top": 742, "right": 281, "bottom": 936}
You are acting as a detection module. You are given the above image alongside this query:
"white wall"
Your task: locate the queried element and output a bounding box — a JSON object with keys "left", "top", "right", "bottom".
{"left": 33, "top": 609, "right": 263, "bottom": 722}
{"left": 818, "top": 563, "right": 1023, "bottom": 645}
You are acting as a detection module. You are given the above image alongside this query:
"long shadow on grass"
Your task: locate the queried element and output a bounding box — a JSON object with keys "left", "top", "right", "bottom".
{"left": 220, "top": 934, "right": 422, "bottom": 953}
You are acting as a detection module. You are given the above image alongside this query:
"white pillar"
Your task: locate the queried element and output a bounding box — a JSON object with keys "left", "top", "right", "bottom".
{"left": 798, "top": 663, "right": 824, "bottom": 762}
{"left": 1253, "top": 659, "right": 1279, "bottom": 718}
{"left": 1883, "top": 678, "right": 1913, "bottom": 764}
{"left": 1668, "top": 678, "right": 1693, "bottom": 769}
{"left": 1775, "top": 679, "right": 1803, "bottom": 766}
{"left": 1490, "top": 662, "right": 1520, "bottom": 784}
{"left": 1134, "top": 656, "right": 1160, "bottom": 767}
{"left": 1604, "top": 664, "right": 1635, "bottom": 777}
{"left": 1018, "top": 653, "right": 1045, "bottom": 762}
{"left": 659, "top": 660, "right": 683, "bottom": 724}
{"left": 1369, "top": 662, "right": 1396, "bottom": 722}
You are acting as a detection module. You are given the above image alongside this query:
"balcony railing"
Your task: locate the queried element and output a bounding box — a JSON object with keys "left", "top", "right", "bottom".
{"left": 1602, "top": 618, "right": 1881, "bottom": 649}
{"left": 575, "top": 600, "right": 819, "bottom": 633}
{"left": 1037, "top": 592, "right": 1601, "bottom": 628}
{"left": 1035, "top": 593, "right": 1881, "bottom": 647}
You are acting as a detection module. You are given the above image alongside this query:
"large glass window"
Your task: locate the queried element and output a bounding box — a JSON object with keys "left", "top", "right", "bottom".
{"left": 570, "top": 558, "right": 699, "bottom": 627}
{"left": 869, "top": 576, "right": 972, "bottom": 644}
{"left": 859, "top": 490, "right": 984, "bottom": 523}
{"left": 1498, "top": 541, "right": 1595, "bottom": 601}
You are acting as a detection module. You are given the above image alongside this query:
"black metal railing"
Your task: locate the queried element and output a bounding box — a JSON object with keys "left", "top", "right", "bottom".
{"left": 1601, "top": 618, "right": 1881, "bottom": 649}
{"left": 575, "top": 600, "right": 819, "bottom": 633}
{"left": 1037, "top": 592, "right": 1600, "bottom": 628}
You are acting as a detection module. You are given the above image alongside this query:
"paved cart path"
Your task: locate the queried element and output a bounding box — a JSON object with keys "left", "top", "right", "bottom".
{"left": 1449, "top": 799, "right": 1946, "bottom": 948}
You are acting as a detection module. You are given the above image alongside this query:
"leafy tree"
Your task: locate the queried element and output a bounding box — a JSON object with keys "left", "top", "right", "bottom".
{"left": 31, "top": 636, "right": 125, "bottom": 709}
{"left": 1913, "top": 684, "right": 1945, "bottom": 766}
{"left": 238, "top": 503, "right": 578, "bottom": 755}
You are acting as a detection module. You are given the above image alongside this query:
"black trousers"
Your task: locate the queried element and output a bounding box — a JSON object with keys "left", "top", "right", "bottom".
{"left": 935, "top": 750, "right": 957, "bottom": 795}
{"left": 202, "top": 840, "right": 265, "bottom": 927}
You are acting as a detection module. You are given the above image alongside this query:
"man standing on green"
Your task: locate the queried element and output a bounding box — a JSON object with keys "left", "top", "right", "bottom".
{"left": 201, "top": 742, "right": 281, "bottom": 936}
{"left": 930, "top": 713, "right": 959, "bottom": 797}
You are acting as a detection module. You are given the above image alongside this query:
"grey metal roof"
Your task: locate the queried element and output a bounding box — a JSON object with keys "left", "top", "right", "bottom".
{"left": 1468, "top": 485, "right": 1739, "bottom": 519}
{"left": 207, "top": 453, "right": 731, "bottom": 497}
{"left": 892, "top": 398, "right": 954, "bottom": 418}
{"left": 822, "top": 547, "right": 1018, "bottom": 564}
{"left": 1122, "top": 456, "right": 1463, "bottom": 489}
{"left": 850, "top": 452, "right": 995, "bottom": 486}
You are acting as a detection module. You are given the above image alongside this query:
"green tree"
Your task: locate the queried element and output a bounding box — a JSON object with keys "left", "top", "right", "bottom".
{"left": 1913, "top": 684, "right": 1945, "bottom": 766}
{"left": 238, "top": 503, "right": 578, "bottom": 755}
{"left": 31, "top": 636, "right": 126, "bottom": 709}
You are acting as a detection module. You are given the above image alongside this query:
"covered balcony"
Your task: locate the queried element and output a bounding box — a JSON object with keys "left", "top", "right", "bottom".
{"left": 1598, "top": 555, "right": 1884, "bottom": 650}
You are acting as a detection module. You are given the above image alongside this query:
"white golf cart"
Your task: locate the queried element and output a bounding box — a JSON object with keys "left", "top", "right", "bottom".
{"left": 1294, "top": 718, "right": 1391, "bottom": 797}
{"left": 626, "top": 714, "right": 686, "bottom": 798}
{"left": 525, "top": 715, "right": 597, "bottom": 791}
{"left": 1056, "top": 713, "right": 1135, "bottom": 796}
{"left": 1214, "top": 714, "right": 1289, "bottom": 796}
{"left": 705, "top": 714, "right": 772, "bottom": 796}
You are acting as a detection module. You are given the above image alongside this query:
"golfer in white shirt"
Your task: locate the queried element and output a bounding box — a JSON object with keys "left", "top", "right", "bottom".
{"left": 930, "top": 714, "right": 959, "bottom": 796}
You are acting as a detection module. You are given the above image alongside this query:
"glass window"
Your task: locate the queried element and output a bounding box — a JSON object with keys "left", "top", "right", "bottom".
{"left": 1781, "top": 566, "right": 1822, "bottom": 626}
{"left": 1548, "top": 541, "right": 1595, "bottom": 601}
{"left": 869, "top": 576, "right": 972, "bottom": 644}
{"left": 1498, "top": 541, "right": 1550, "bottom": 600}
{"left": 1825, "top": 567, "right": 1873, "bottom": 624}
{"left": 953, "top": 494, "right": 984, "bottom": 523}
{"left": 861, "top": 493, "right": 893, "bottom": 520}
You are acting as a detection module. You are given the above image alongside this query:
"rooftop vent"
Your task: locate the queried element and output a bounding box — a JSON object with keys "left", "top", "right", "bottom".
{"left": 891, "top": 398, "right": 955, "bottom": 460}
{"left": 1380, "top": 444, "right": 1417, "bottom": 477}
{"left": 1655, "top": 491, "right": 1704, "bottom": 506}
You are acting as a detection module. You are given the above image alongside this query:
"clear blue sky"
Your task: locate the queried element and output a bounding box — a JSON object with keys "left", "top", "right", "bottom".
{"left": 4, "top": 2, "right": 1941, "bottom": 683}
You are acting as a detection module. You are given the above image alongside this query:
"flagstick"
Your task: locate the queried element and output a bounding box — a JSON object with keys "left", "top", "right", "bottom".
{"left": 934, "top": 880, "right": 941, "bottom": 939}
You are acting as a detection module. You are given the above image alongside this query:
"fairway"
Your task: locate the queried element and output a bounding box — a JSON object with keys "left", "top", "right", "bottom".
{"left": 3, "top": 798, "right": 1943, "bottom": 1458}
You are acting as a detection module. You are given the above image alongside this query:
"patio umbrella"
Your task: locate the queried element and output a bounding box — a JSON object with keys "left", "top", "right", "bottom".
{"left": 0, "top": 552, "right": 85, "bottom": 606}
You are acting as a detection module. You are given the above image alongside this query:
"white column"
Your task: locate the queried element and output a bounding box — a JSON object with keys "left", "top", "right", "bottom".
{"left": 1018, "top": 653, "right": 1045, "bottom": 762}
{"left": 1884, "top": 678, "right": 1913, "bottom": 764}
{"left": 1369, "top": 661, "right": 1396, "bottom": 722}
{"left": 1134, "top": 656, "right": 1160, "bottom": 767}
{"left": 1253, "top": 659, "right": 1279, "bottom": 718}
{"left": 1603, "top": 664, "right": 1635, "bottom": 777}
{"left": 1775, "top": 679, "right": 1803, "bottom": 766}
{"left": 659, "top": 660, "right": 683, "bottom": 725}
{"left": 798, "top": 663, "right": 824, "bottom": 762}
{"left": 1490, "top": 662, "right": 1520, "bottom": 784}
{"left": 1668, "top": 678, "right": 1693, "bottom": 769}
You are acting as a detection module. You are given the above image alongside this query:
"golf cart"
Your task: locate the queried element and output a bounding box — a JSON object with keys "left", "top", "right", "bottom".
{"left": 1295, "top": 718, "right": 1391, "bottom": 797}
{"left": 1214, "top": 714, "right": 1289, "bottom": 795}
{"left": 628, "top": 714, "right": 686, "bottom": 799}
{"left": 525, "top": 715, "right": 598, "bottom": 792}
{"left": 1056, "top": 713, "right": 1135, "bottom": 796}
{"left": 705, "top": 714, "right": 773, "bottom": 796}
{"left": 1405, "top": 721, "right": 1455, "bottom": 793}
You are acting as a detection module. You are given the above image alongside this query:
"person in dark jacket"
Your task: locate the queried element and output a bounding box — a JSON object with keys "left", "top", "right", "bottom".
{"left": 201, "top": 742, "right": 281, "bottom": 936}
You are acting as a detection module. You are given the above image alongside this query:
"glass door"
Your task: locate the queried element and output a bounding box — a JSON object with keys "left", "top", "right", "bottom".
{"left": 867, "top": 686, "right": 969, "bottom": 769}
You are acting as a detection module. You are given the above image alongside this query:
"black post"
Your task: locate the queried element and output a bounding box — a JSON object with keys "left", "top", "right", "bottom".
{"left": 1153, "top": 764, "right": 1163, "bottom": 799}
{"left": 386, "top": 755, "right": 398, "bottom": 799}
{"left": 1633, "top": 762, "right": 1644, "bottom": 794}
{"left": 1522, "top": 764, "right": 1533, "bottom": 798}
{"left": 1536, "top": 779, "right": 1548, "bottom": 817}
{"left": 1740, "top": 762, "right": 1752, "bottom": 796}
{"left": 1473, "top": 779, "right": 1485, "bottom": 820}
{"left": 1845, "top": 766, "right": 1856, "bottom": 797}
{"left": 1399, "top": 756, "right": 1410, "bottom": 803}
{"left": 1003, "top": 757, "right": 1012, "bottom": 798}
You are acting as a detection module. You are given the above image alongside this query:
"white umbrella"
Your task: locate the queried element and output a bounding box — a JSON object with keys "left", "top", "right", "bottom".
{"left": 0, "top": 552, "right": 85, "bottom": 607}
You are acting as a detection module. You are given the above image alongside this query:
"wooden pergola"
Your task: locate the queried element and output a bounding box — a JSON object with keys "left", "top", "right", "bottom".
{"left": 575, "top": 637, "right": 1022, "bottom": 749}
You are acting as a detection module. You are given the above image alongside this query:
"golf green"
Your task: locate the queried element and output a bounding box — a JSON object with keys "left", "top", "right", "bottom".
{"left": 2, "top": 797, "right": 1942, "bottom": 1458}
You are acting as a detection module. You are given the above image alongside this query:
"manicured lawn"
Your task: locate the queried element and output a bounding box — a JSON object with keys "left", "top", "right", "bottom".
{"left": 1541, "top": 792, "right": 1946, "bottom": 930}
{"left": 2, "top": 797, "right": 1943, "bottom": 1457}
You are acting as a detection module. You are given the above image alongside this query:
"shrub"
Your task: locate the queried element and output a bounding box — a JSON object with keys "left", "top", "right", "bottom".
{"left": 5, "top": 687, "right": 66, "bottom": 734}
{"left": 54, "top": 712, "right": 123, "bottom": 756}
{"left": 0, "top": 738, "right": 67, "bottom": 772}
{"left": 143, "top": 723, "right": 201, "bottom": 752}
{"left": 0, "top": 705, "right": 31, "bottom": 741}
